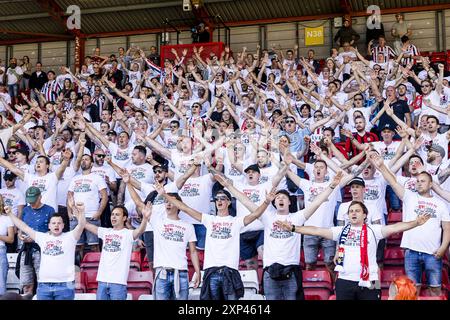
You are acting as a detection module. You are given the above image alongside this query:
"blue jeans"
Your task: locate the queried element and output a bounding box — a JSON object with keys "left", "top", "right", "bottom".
{"left": 263, "top": 271, "right": 298, "bottom": 300}
{"left": 386, "top": 185, "right": 401, "bottom": 211}
{"left": 405, "top": 249, "right": 442, "bottom": 287}
{"left": 8, "top": 84, "right": 18, "bottom": 98}
{"left": 194, "top": 224, "right": 206, "bottom": 249}
{"left": 0, "top": 247, "right": 7, "bottom": 295}
{"left": 96, "top": 282, "right": 128, "bottom": 300}
{"left": 154, "top": 269, "right": 189, "bottom": 300}
{"left": 37, "top": 282, "right": 75, "bottom": 300}
{"left": 206, "top": 270, "right": 238, "bottom": 300}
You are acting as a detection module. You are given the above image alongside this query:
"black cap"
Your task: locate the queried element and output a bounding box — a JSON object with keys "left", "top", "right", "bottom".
{"left": 381, "top": 123, "right": 394, "bottom": 132}
{"left": 107, "top": 130, "right": 117, "bottom": 136}
{"left": 347, "top": 177, "right": 365, "bottom": 187}
{"left": 244, "top": 164, "right": 260, "bottom": 174}
{"left": 4, "top": 170, "right": 17, "bottom": 180}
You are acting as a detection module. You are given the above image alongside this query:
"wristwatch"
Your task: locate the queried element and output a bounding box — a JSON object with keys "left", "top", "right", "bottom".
{"left": 291, "top": 225, "right": 296, "bottom": 232}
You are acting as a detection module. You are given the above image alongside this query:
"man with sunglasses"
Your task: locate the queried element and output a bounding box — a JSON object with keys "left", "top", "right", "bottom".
{"left": 281, "top": 116, "right": 309, "bottom": 156}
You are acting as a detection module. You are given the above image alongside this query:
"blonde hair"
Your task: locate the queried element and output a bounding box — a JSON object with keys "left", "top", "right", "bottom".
{"left": 389, "top": 275, "right": 417, "bottom": 300}
{"left": 0, "top": 195, "right": 5, "bottom": 215}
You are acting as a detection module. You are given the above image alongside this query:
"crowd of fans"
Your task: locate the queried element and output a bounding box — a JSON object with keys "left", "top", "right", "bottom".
{"left": 0, "top": 12, "right": 448, "bottom": 301}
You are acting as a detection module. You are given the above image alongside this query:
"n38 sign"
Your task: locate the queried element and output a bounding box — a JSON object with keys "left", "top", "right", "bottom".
{"left": 305, "top": 26, "right": 324, "bottom": 46}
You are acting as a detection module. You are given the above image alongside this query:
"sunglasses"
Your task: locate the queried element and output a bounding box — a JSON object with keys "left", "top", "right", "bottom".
{"left": 285, "top": 120, "right": 295, "bottom": 124}
{"left": 7, "top": 151, "right": 16, "bottom": 155}
{"left": 96, "top": 154, "right": 106, "bottom": 158}
{"left": 215, "top": 195, "right": 229, "bottom": 201}
{"left": 153, "top": 169, "right": 165, "bottom": 174}
{"left": 4, "top": 177, "right": 14, "bottom": 181}
{"left": 314, "top": 115, "right": 323, "bottom": 118}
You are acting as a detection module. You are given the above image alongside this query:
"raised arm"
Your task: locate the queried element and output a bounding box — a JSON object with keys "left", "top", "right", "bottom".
{"left": 156, "top": 182, "right": 202, "bottom": 222}
{"left": 0, "top": 157, "right": 24, "bottom": 180}
{"left": 369, "top": 151, "right": 405, "bottom": 199}
{"left": 132, "top": 202, "right": 152, "bottom": 240}
{"left": 381, "top": 213, "right": 431, "bottom": 238}
{"left": 70, "top": 202, "right": 87, "bottom": 241}
{"left": 274, "top": 220, "right": 333, "bottom": 240}
{"left": 5, "top": 206, "right": 36, "bottom": 240}
{"left": 213, "top": 174, "right": 257, "bottom": 212}
{"left": 243, "top": 188, "right": 276, "bottom": 226}
{"left": 55, "top": 148, "right": 72, "bottom": 180}
{"left": 302, "top": 171, "right": 343, "bottom": 220}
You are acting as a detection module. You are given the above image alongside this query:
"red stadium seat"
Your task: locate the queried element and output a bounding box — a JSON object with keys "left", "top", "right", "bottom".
{"left": 130, "top": 251, "right": 142, "bottom": 271}
{"left": 186, "top": 249, "right": 204, "bottom": 280}
{"left": 380, "top": 267, "right": 405, "bottom": 295}
{"left": 75, "top": 272, "right": 87, "bottom": 293}
{"left": 83, "top": 268, "right": 98, "bottom": 292}
{"left": 127, "top": 270, "right": 154, "bottom": 300}
{"left": 387, "top": 211, "right": 402, "bottom": 224}
{"left": 302, "top": 270, "right": 333, "bottom": 291}
{"left": 418, "top": 295, "right": 447, "bottom": 300}
{"left": 141, "top": 256, "right": 150, "bottom": 271}
{"left": 304, "top": 288, "right": 330, "bottom": 300}
{"left": 80, "top": 252, "right": 101, "bottom": 269}
{"left": 386, "top": 232, "right": 402, "bottom": 247}
{"left": 384, "top": 248, "right": 405, "bottom": 266}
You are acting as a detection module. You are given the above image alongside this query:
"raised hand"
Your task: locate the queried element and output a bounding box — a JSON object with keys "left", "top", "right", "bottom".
{"left": 330, "top": 171, "right": 343, "bottom": 188}
{"left": 213, "top": 173, "right": 232, "bottom": 187}
{"left": 62, "top": 148, "right": 73, "bottom": 161}
{"left": 368, "top": 151, "right": 383, "bottom": 168}
{"left": 274, "top": 220, "right": 294, "bottom": 232}
{"left": 141, "top": 201, "right": 153, "bottom": 220}
{"left": 154, "top": 181, "right": 166, "bottom": 195}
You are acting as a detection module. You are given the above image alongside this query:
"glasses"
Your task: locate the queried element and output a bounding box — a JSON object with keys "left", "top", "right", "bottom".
{"left": 285, "top": 120, "right": 295, "bottom": 124}
{"left": 215, "top": 195, "right": 229, "bottom": 201}
{"left": 96, "top": 154, "right": 106, "bottom": 158}
{"left": 192, "top": 105, "right": 200, "bottom": 108}
{"left": 354, "top": 98, "right": 363, "bottom": 101}
{"left": 314, "top": 114, "right": 323, "bottom": 118}
{"left": 154, "top": 169, "right": 164, "bottom": 174}
{"left": 7, "top": 150, "right": 16, "bottom": 155}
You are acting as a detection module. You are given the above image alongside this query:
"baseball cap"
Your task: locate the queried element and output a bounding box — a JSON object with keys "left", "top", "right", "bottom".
{"left": 3, "top": 170, "right": 16, "bottom": 180}
{"left": 25, "top": 186, "right": 41, "bottom": 204}
{"left": 347, "top": 177, "right": 365, "bottom": 187}
{"left": 427, "top": 143, "right": 445, "bottom": 158}
{"left": 15, "top": 148, "right": 29, "bottom": 158}
{"left": 244, "top": 164, "right": 260, "bottom": 174}
{"left": 107, "top": 130, "right": 117, "bottom": 136}
{"left": 381, "top": 123, "right": 395, "bottom": 132}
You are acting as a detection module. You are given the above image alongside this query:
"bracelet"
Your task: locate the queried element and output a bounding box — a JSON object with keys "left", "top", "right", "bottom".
{"left": 291, "top": 225, "right": 296, "bottom": 232}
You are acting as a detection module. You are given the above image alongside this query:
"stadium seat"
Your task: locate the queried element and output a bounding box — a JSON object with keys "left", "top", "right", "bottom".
{"left": 6, "top": 269, "right": 21, "bottom": 293}
{"left": 240, "top": 293, "right": 266, "bottom": 300}
{"left": 384, "top": 248, "right": 405, "bottom": 266}
{"left": 302, "top": 270, "right": 333, "bottom": 291}
{"left": 386, "top": 232, "right": 402, "bottom": 247}
{"left": 83, "top": 268, "right": 98, "bottom": 292}
{"left": 380, "top": 267, "right": 405, "bottom": 295}
{"left": 387, "top": 211, "right": 402, "bottom": 224}
{"left": 304, "top": 288, "right": 331, "bottom": 300}
{"left": 75, "top": 293, "right": 97, "bottom": 300}
{"left": 138, "top": 294, "right": 154, "bottom": 300}
{"left": 130, "top": 251, "right": 142, "bottom": 271}
{"left": 187, "top": 249, "right": 204, "bottom": 279}
{"left": 418, "top": 295, "right": 447, "bottom": 300}
{"left": 188, "top": 271, "right": 204, "bottom": 300}
{"left": 7, "top": 253, "right": 18, "bottom": 269}
{"left": 127, "top": 270, "right": 154, "bottom": 300}
{"left": 80, "top": 252, "right": 101, "bottom": 269}
{"left": 141, "top": 256, "right": 150, "bottom": 271}
{"left": 75, "top": 271, "right": 87, "bottom": 293}
{"left": 239, "top": 269, "right": 259, "bottom": 294}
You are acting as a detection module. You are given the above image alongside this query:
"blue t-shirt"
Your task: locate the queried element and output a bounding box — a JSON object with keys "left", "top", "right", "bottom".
{"left": 22, "top": 204, "right": 55, "bottom": 233}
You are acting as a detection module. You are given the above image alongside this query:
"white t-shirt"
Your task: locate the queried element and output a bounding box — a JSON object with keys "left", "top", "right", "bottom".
{"left": 97, "top": 227, "right": 135, "bottom": 285}
{"left": 417, "top": 132, "right": 448, "bottom": 161}
{"left": 178, "top": 174, "right": 214, "bottom": 224}
{"left": 231, "top": 181, "right": 273, "bottom": 233}
{"left": 91, "top": 164, "right": 118, "bottom": 195}
{"left": 109, "top": 143, "right": 134, "bottom": 168}
{"left": 260, "top": 209, "right": 306, "bottom": 268}
{"left": 202, "top": 214, "right": 245, "bottom": 270}
{"left": 34, "top": 231, "right": 78, "bottom": 282}
{"left": 401, "top": 190, "right": 450, "bottom": 254}
{"left": 337, "top": 201, "right": 384, "bottom": 225}
{"left": 0, "top": 187, "right": 25, "bottom": 217}
{"left": 0, "top": 215, "right": 13, "bottom": 247}
{"left": 331, "top": 224, "right": 384, "bottom": 282}
{"left": 0, "top": 92, "right": 11, "bottom": 112}
{"left": 371, "top": 141, "right": 402, "bottom": 173}
{"left": 68, "top": 173, "right": 107, "bottom": 218}
{"left": 304, "top": 163, "right": 342, "bottom": 202}
{"left": 363, "top": 176, "right": 388, "bottom": 217}
{"left": 56, "top": 165, "right": 77, "bottom": 207}
{"left": 124, "top": 163, "right": 154, "bottom": 203}
{"left": 397, "top": 176, "right": 417, "bottom": 192}
{"left": 151, "top": 214, "right": 196, "bottom": 270}
{"left": 24, "top": 172, "right": 59, "bottom": 211}
{"left": 170, "top": 150, "right": 193, "bottom": 181}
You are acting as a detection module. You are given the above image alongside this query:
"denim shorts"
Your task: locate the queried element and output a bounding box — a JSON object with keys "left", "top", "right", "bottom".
{"left": 404, "top": 249, "right": 442, "bottom": 287}
{"left": 239, "top": 231, "right": 264, "bottom": 260}
{"left": 303, "top": 235, "right": 336, "bottom": 265}
{"left": 70, "top": 218, "right": 101, "bottom": 245}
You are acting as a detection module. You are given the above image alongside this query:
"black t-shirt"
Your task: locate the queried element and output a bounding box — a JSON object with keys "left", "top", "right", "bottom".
{"left": 378, "top": 99, "right": 410, "bottom": 129}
